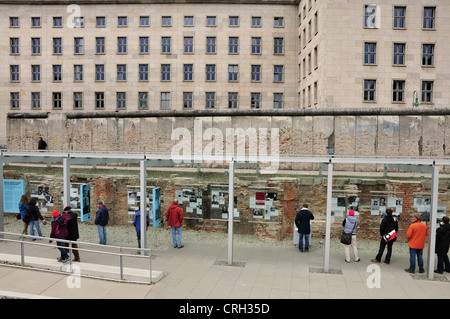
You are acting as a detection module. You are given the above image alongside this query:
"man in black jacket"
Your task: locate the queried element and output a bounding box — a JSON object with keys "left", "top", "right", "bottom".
{"left": 295, "top": 204, "right": 314, "bottom": 252}
{"left": 371, "top": 208, "right": 398, "bottom": 264}
{"left": 63, "top": 206, "right": 80, "bottom": 262}
{"left": 435, "top": 216, "right": 450, "bottom": 274}
{"left": 95, "top": 200, "right": 109, "bottom": 245}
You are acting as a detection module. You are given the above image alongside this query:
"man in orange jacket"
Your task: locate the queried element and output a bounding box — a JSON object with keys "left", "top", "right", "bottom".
{"left": 405, "top": 213, "right": 428, "bottom": 274}
{"left": 166, "top": 199, "right": 184, "bottom": 248}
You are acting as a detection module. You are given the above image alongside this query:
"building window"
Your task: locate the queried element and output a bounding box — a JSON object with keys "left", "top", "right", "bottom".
{"left": 117, "top": 37, "right": 127, "bottom": 54}
{"left": 74, "top": 17, "right": 84, "bottom": 28}
{"left": 251, "top": 65, "right": 261, "bottom": 82}
{"left": 273, "top": 93, "right": 283, "bottom": 109}
{"left": 206, "top": 92, "right": 215, "bottom": 109}
{"left": 229, "top": 16, "right": 239, "bottom": 26}
{"left": 140, "top": 37, "right": 149, "bottom": 54}
{"left": 229, "top": 37, "right": 239, "bottom": 54}
{"left": 161, "top": 92, "right": 171, "bottom": 109}
{"left": 53, "top": 38, "right": 62, "bottom": 54}
{"left": 139, "top": 64, "right": 149, "bottom": 81}
{"left": 31, "top": 38, "right": 41, "bottom": 54}
{"left": 10, "top": 92, "right": 20, "bottom": 109}
{"left": 140, "top": 16, "right": 150, "bottom": 27}
{"left": 364, "top": 5, "right": 379, "bottom": 28}
{"left": 183, "top": 92, "right": 193, "bottom": 108}
{"left": 364, "top": 42, "right": 376, "bottom": 65}
{"left": 252, "top": 17, "right": 261, "bottom": 27}
{"left": 117, "top": 64, "right": 127, "bottom": 81}
{"left": 162, "top": 16, "right": 172, "bottom": 27}
{"left": 274, "top": 38, "right": 284, "bottom": 55}
{"left": 184, "top": 37, "right": 194, "bottom": 53}
{"left": 251, "top": 93, "right": 261, "bottom": 109}
{"left": 183, "top": 64, "right": 193, "bottom": 81}
{"left": 95, "top": 92, "right": 105, "bottom": 109}
{"left": 228, "top": 65, "right": 238, "bottom": 82}
{"left": 53, "top": 65, "right": 62, "bottom": 82}
{"left": 228, "top": 92, "right": 238, "bottom": 109}
{"left": 95, "top": 64, "right": 104, "bottom": 81}
{"left": 96, "top": 17, "right": 106, "bottom": 27}
{"left": 74, "top": 37, "right": 84, "bottom": 54}
{"left": 118, "top": 16, "right": 127, "bottom": 27}
{"left": 274, "top": 65, "right": 284, "bottom": 82}
{"left": 364, "top": 79, "right": 376, "bottom": 102}
{"left": 206, "top": 37, "right": 216, "bottom": 54}
{"left": 421, "top": 81, "right": 434, "bottom": 103}
{"left": 74, "top": 65, "right": 83, "bottom": 81}
{"left": 117, "top": 92, "right": 126, "bottom": 109}
{"left": 206, "top": 64, "right": 216, "bottom": 81}
{"left": 10, "top": 65, "right": 19, "bottom": 82}
{"left": 393, "top": 6, "right": 406, "bottom": 29}
{"left": 10, "top": 38, "right": 19, "bottom": 55}
{"left": 53, "top": 17, "right": 62, "bottom": 28}
{"left": 422, "top": 44, "right": 435, "bottom": 66}
{"left": 274, "top": 17, "right": 284, "bottom": 27}
{"left": 423, "top": 7, "right": 435, "bottom": 29}
{"left": 31, "top": 65, "right": 40, "bottom": 82}
{"left": 10, "top": 17, "right": 19, "bottom": 27}
{"left": 251, "top": 37, "right": 261, "bottom": 54}
{"left": 207, "top": 16, "right": 216, "bottom": 26}
{"left": 31, "top": 17, "right": 41, "bottom": 27}
{"left": 31, "top": 92, "right": 41, "bottom": 109}
{"left": 393, "top": 43, "right": 405, "bottom": 66}
{"left": 139, "top": 92, "right": 148, "bottom": 108}
{"left": 96, "top": 37, "right": 105, "bottom": 54}
{"left": 184, "top": 16, "right": 194, "bottom": 26}
{"left": 161, "top": 64, "right": 171, "bottom": 81}
{"left": 162, "top": 37, "right": 171, "bottom": 53}
{"left": 53, "top": 92, "right": 62, "bottom": 109}
{"left": 392, "top": 80, "right": 405, "bottom": 103}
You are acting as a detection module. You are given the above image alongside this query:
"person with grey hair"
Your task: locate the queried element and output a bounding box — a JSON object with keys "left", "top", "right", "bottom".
{"left": 95, "top": 200, "right": 109, "bottom": 245}
{"left": 435, "top": 216, "right": 450, "bottom": 274}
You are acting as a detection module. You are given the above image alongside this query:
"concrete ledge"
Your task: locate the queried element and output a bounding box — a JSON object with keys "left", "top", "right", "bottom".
{"left": 0, "top": 253, "right": 164, "bottom": 284}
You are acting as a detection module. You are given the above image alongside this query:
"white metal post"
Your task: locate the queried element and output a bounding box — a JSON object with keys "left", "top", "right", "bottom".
{"left": 427, "top": 165, "right": 439, "bottom": 279}
{"left": 63, "top": 158, "right": 70, "bottom": 208}
{"left": 324, "top": 161, "right": 333, "bottom": 272}
{"left": 140, "top": 160, "right": 147, "bottom": 254}
{"left": 228, "top": 159, "right": 235, "bottom": 265}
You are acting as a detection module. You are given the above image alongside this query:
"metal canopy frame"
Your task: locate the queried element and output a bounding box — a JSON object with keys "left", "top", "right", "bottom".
{"left": 1, "top": 150, "right": 449, "bottom": 279}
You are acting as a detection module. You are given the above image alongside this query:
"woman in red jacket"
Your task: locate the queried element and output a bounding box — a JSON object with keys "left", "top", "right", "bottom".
{"left": 166, "top": 199, "right": 184, "bottom": 248}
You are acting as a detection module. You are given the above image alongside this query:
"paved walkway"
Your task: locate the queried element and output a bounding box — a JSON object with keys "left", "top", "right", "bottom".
{"left": 0, "top": 237, "right": 449, "bottom": 300}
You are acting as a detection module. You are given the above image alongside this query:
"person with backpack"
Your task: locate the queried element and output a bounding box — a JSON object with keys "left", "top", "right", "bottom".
{"left": 49, "top": 210, "right": 70, "bottom": 263}
{"left": 24, "top": 198, "right": 46, "bottom": 240}
{"left": 18, "top": 195, "right": 29, "bottom": 237}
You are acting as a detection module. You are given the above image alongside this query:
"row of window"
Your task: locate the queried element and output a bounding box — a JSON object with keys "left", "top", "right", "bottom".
{"left": 9, "top": 92, "right": 285, "bottom": 110}
{"left": 364, "top": 43, "right": 436, "bottom": 67}
{"left": 9, "top": 15, "right": 285, "bottom": 29}
{"left": 364, "top": 5, "right": 437, "bottom": 30}
{"left": 363, "top": 80, "right": 434, "bottom": 104}
{"left": 10, "top": 64, "right": 287, "bottom": 83}
{"left": 9, "top": 36, "right": 285, "bottom": 56}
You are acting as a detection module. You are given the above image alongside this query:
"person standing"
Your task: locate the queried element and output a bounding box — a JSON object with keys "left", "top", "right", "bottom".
{"left": 24, "top": 198, "right": 46, "bottom": 240}
{"left": 18, "top": 195, "right": 29, "bottom": 236}
{"left": 342, "top": 210, "right": 360, "bottom": 263}
{"left": 133, "top": 209, "right": 150, "bottom": 251}
{"left": 38, "top": 137, "right": 47, "bottom": 150}
{"left": 49, "top": 210, "right": 70, "bottom": 263}
{"left": 371, "top": 208, "right": 399, "bottom": 264}
{"left": 95, "top": 200, "right": 109, "bottom": 245}
{"left": 294, "top": 204, "right": 314, "bottom": 252}
{"left": 63, "top": 206, "right": 80, "bottom": 262}
{"left": 435, "top": 216, "right": 450, "bottom": 274}
{"left": 405, "top": 213, "right": 428, "bottom": 274}
{"left": 166, "top": 199, "right": 184, "bottom": 248}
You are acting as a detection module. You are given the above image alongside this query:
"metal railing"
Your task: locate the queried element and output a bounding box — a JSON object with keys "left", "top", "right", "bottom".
{"left": 0, "top": 231, "right": 154, "bottom": 284}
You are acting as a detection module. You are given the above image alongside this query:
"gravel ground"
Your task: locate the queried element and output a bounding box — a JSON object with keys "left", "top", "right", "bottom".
{"left": 2, "top": 215, "right": 412, "bottom": 255}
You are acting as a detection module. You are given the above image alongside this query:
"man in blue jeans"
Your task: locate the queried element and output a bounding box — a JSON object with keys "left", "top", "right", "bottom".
{"left": 95, "top": 200, "right": 109, "bottom": 245}
{"left": 405, "top": 213, "right": 428, "bottom": 274}
{"left": 166, "top": 199, "right": 184, "bottom": 248}
{"left": 295, "top": 204, "right": 314, "bottom": 252}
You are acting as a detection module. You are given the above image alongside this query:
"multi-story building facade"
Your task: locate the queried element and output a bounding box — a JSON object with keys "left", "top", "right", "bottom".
{"left": 1, "top": 0, "right": 449, "bottom": 149}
